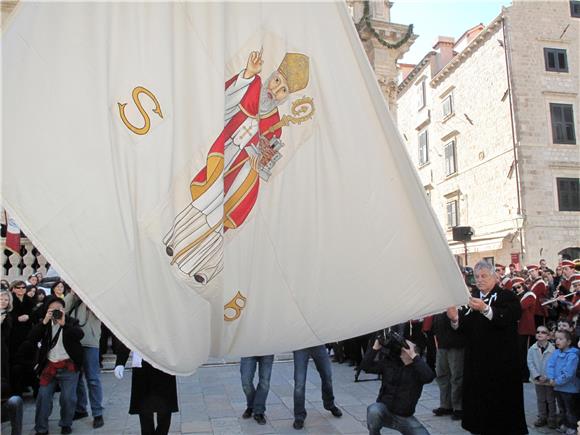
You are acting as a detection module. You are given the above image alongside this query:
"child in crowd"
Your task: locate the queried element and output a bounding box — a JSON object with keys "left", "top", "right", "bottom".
{"left": 557, "top": 319, "right": 574, "bottom": 333}
{"left": 527, "top": 326, "right": 557, "bottom": 428}
{"left": 546, "top": 330, "right": 579, "bottom": 435}
{"left": 546, "top": 321, "right": 558, "bottom": 342}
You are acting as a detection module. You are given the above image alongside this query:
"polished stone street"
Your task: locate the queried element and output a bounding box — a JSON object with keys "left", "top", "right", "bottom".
{"left": 6, "top": 355, "right": 564, "bottom": 434}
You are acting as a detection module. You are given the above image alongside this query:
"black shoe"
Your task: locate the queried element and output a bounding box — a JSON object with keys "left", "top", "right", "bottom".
{"left": 73, "top": 411, "right": 88, "bottom": 420}
{"left": 328, "top": 406, "right": 342, "bottom": 418}
{"left": 293, "top": 419, "right": 304, "bottom": 430}
{"left": 242, "top": 408, "right": 253, "bottom": 419}
{"left": 61, "top": 427, "right": 72, "bottom": 435}
{"left": 432, "top": 407, "right": 453, "bottom": 416}
{"left": 253, "top": 414, "right": 266, "bottom": 425}
{"left": 451, "top": 410, "right": 463, "bottom": 421}
{"left": 93, "top": 415, "right": 104, "bottom": 428}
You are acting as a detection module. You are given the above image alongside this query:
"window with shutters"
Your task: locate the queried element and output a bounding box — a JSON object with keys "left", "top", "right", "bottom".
{"left": 550, "top": 103, "right": 576, "bottom": 144}
{"left": 544, "top": 48, "right": 568, "bottom": 72}
{"left": 571, "top": 1, "right": 580, "bottom": 17}
{"left": 417, "top": 80, "right": 426, "bottom": 110}
{"left": 444, "top": 140, "right": 457, "bottom": 176}
{"left": 557, "top": 178, "right": 580, "bottom": 211}
{"left": 446, "top": 200, "right": 458, "bottom": 228}
{"left": 442, "top": 93, "right": 454, "bottom": 118}
{"left": 418, "top": 130, "right": 429, "bottom": 165}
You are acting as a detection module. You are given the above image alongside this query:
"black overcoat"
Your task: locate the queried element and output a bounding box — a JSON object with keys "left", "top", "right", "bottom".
{"left": 129, "top": 360, "right": 178, "bottom": 415}
{"left": 8, "top": 295, "right": 33, "bottom": 355}
{"left": 458, "top": 285, "right": 528, "bottom": 435}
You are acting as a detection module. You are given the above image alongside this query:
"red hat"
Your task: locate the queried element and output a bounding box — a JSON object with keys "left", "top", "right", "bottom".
{"left": 527, "top": 264, "right": 540, "bottom": 271}
{"left": 512, "top": 277, "right": 525, "bottom": 286}
{"left": 570, "top": 274, "right": 580, "bottom": 284}
{"left": 561, "top": 260, "right": 575, "bottom": 268}
{"left": 496, "top": 263, "right": 505, "bottom": 269}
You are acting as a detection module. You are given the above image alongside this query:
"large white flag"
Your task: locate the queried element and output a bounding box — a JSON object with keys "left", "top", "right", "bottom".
{"left": 2, "top": 2, "right": 468, "bottom": 374}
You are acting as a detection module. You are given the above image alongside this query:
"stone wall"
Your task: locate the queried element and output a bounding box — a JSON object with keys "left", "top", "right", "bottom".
{"left": 397, "top": 19, "right": 520, "bottom": 266}
{"left": 505, "top": 0, "right": 580, "bottom": 264}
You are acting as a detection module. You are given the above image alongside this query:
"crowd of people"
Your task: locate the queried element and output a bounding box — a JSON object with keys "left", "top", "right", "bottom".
{"left": 1, "top": 257, "right": 580, "bottom": 435}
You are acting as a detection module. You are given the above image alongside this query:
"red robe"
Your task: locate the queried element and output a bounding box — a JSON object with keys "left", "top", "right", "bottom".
{"left": 518, "top": 292, "right": 536, "bottom": 336}
{"left": 190, "top": 74, "right": 282, "bottom": 230}
{"left": 530, "top": 278, "right": 547, "bottom": 317}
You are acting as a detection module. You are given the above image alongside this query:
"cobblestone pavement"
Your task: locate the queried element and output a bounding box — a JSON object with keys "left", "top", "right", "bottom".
{"left": 5, "top": 356, "right": 566, "bottom": 434}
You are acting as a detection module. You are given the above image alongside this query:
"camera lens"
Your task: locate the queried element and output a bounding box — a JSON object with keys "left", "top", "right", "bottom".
{"left": 51, "top": 310, "right": 63, "bottom": 320}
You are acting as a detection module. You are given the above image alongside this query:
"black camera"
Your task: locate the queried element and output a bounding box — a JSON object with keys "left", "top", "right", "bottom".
{"left": 376, "top": 329, "right": 410, "bottom": 360}
{"left": 51, "top": 310, "right": 63, "bottom": 320}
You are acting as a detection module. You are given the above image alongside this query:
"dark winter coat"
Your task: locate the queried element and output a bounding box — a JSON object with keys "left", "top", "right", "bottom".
{"left": 27, "top": 316, "right": 84, "bottom": 375}
{"left": 1, "top": 314, "right": 12, "bottom": 401}
{"left": 360, "top": 347, "right": 435, "bottom": 417}
{"left": 432, "top": 312, "right": 465, "bottom": 349}
{"left": 115, "top": 341, "right": 178, "bottom": 415}
{"left": 8, "top": 295, "right": 34, "bottom": 355}
{"left": 458, "top": 285, "right": 528, "bottom": 435}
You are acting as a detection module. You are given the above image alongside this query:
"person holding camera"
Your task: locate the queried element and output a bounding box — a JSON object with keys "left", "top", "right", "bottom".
{"left": 361, "top": 331, "right": 435, "bottom": 435}
{"left": 28, "top": 295, "right": 83, "bottom": 435}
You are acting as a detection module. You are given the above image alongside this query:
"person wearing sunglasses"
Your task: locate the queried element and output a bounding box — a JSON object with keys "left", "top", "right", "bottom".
{"left": 527, "top": 326, "right": 557, "bottom": 428}
{"left": 514, "top": 277, "right": 536, "bottom": 382}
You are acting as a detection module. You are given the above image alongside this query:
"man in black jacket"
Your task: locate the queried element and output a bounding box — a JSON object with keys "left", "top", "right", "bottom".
{"left": 28, "top": 295, "right": 83, "bottom": 435}
{"left": 361, "top": 335, "right": 435, "bottom": 435}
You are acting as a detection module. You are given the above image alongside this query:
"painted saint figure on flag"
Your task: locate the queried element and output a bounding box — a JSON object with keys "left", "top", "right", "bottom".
{"left": 163, "top": 50, "right": 312, "bottom": 284}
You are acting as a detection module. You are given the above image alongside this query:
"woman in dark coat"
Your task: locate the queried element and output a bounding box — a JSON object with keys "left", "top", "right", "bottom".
{"left": 114, "top": 342, "right": 178, "bottom": 435}
{"left": 447, "top": 260, "right": 528, "bottom": 435}
{"left": 8, "top": 281, "right": 33, "bottom": 354}
{"left": 8, "top": 280, "right": 34, "bottom": 396}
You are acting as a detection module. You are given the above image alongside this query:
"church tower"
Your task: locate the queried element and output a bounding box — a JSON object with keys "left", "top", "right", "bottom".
{"left": 347, "top": 0, "right": 416, "bottom": 121}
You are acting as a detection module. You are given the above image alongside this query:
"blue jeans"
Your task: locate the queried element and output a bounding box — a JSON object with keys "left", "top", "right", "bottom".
{"left": 1, "top": 395, "right": 23, "bottom": 435}
{"left": 35, "top": 368, "right": 80, "bottom": 433}
{"left": 293, "top": 345, "right": 335, "bottom": 420}
{"left": 76, "top": 347, "right": 103, "bottom": 417}
{"left": 240, "top": 355, "right": 274, "bottom": 414}
{"left": 367, "top": 402, "right": 429, "bottom": 435}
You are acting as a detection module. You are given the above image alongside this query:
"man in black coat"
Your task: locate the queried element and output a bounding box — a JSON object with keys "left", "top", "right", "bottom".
{"left": 447, "top": 260, "right": 528, "bottom": 435}
{"left": 360, "top": 333, "right": 435, "bottom": 435}
{"left": 28, "top": 295, "right": 83, "bottom": 435}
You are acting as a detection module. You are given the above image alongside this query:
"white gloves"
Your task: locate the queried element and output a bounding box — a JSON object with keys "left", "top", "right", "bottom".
{"left": 114, "top": 365, "right": 125, "bottom": 380}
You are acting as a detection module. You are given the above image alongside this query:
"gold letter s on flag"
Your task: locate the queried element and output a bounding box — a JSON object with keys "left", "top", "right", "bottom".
{"left": 118, "top": 86, "right": 163, "bottom": 135}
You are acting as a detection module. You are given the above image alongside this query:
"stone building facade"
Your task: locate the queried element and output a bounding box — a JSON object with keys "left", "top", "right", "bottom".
{"left": 396, "top": 0, "right": 579, "bottom": 268}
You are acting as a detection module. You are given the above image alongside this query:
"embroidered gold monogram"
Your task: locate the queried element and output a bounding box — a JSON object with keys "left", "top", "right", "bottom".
{"left": 118, "top": 86, "right": 163, "bottom": 135}
{"left": 224, "top": 291, "right": 247, "bottom": 322}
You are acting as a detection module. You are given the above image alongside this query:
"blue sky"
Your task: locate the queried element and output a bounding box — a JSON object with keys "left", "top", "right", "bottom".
{"left": 390, "top": 0, "right": 512, "bottom": 64}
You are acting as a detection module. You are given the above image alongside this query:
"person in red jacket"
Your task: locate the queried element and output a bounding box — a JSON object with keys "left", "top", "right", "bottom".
{"left": 528, "top": 265, "right": 548, "bottom": 327}
{"left": 557, "top": 260, "right": 576, "bottom": 295}
{"left": 565, "top": 275, "right": 580, "bottom": 325}
{"left": 515, "top": 277, "right": 536, "bottom": 382}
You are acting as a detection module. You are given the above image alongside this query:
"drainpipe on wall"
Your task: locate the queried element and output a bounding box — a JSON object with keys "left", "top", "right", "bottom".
{"left": 501, "top": 12, "right": 525, "bottom": 264}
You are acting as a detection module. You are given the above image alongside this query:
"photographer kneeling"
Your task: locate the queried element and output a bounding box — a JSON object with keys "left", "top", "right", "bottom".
{"left": 361, "top": 331, "right": 435, "bottom": 435}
